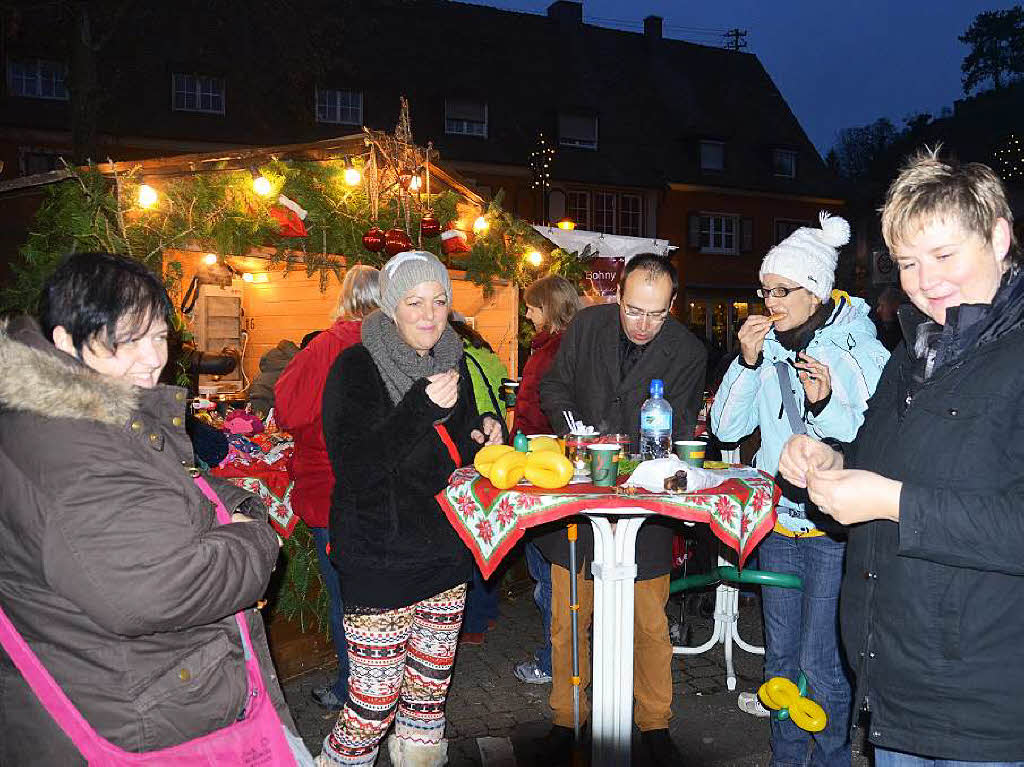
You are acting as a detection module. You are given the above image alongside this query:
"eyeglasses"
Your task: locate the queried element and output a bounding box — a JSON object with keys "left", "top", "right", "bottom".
{"left": 756, "top": 286, "right": 806, "bottom": 299}
{"left": 622, "top": 306, "right": 669, "bottom": 323}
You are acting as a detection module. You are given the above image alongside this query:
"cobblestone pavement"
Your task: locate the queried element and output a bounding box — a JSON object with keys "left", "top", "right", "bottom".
{"left": 284, "top": 570, "right": 870, "bottom": 766}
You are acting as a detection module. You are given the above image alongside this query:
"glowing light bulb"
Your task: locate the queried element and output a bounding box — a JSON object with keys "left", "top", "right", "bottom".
{"left": 408, "top": 174, "right": 423, "bottom": 192}
{"left": 137, "top": 184, "right": 158, "bottom": 209}
{"left": 253, "top": 175, "right": 272, "bottom": 197}
{"left": 203, "top": 253, "right": 218, "bottom": 266}
{"left": 473, "top": 216, "right": 489, "bottom": 234}
{"left": 526, "top": 250, "right": 544, "bottom": 267}
{"left": 343, "top": 166, "right": 361, "bottom": 186}
{"left": 557, "top": 218, "right": 576, "bottom": 231}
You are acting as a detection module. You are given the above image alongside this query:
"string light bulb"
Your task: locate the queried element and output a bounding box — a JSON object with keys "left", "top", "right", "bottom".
{"left": 526, "top": 250, "right": 544, "bottom": 267}
{"left": 137, "top": 184, "right": 158, "bottom": 209}
{"left": 343, "top": 158, "right": 361, "bottom": 186}
{"left": 203, "top": 253, "right": 218, "bottom": 266}
{"left": 250, "top": 167, "right": 272, "bottom": 197}
{"left": 473, "top": 216, "right": 489, "bottom": 234}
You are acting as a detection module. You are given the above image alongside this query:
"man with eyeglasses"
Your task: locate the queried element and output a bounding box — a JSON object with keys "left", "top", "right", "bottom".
{"left": 535, "top": 253, "right": 706, "bottom": 766}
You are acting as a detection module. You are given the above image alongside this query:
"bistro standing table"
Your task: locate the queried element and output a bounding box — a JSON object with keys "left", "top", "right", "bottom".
{"left": 437, "top": 466, "right": 779, "bottom": 767}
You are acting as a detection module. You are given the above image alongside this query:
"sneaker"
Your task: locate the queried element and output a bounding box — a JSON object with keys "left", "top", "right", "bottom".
{"left": 640, "top": 728, "right": 684, "bottom": 767}
{"left": 514, "top": 659, "right": 552, "bottom": 684}
{"left": 311, "top": 684, "right": 345, "bottom": 711}
{"left": 737, "top": 691, "right": 771, "bottom": 718}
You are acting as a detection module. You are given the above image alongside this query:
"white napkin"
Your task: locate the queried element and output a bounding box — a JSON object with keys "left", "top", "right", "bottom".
{"left": 622, "top": 457, "right": 722, "bottom": 494}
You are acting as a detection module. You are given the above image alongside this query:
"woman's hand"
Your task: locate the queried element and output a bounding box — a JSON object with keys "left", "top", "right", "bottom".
{"left": 470, "top": 416, "right": 504, "bottom": 446}
{"left": 805, "top": 469, "right": 902, "bottom": 524}
{"left": 425, "top": 370, "right": 459, "bottom": 408}
{"left": 779, "top": 434, "right": 843, "bottom": 488}
{"left": 738, "top": 315, "right": 774, "bottom": 366}
{"left": 794, "top": 352, "right": 832, "bottom": 403}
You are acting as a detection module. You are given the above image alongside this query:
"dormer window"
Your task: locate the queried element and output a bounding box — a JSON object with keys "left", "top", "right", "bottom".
{"left": 445, "top": 99, "right": 488, "bottom": 137}
{"left": 773, "top": 149, "right": 798, "bottom": 178}
{"left": 700, "top": 140, "right": 725, "bottom": 171}
{"left": 559, "top": 114, "right": 598, "bottom": 150}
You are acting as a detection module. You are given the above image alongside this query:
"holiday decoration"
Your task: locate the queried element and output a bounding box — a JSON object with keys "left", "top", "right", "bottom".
{"left": 384, "top": 227, "right": 413, "bottom": 256}
{"left": 362, "top": 226, "right": 385, "bottom": 253}
{"left": 440, "top": 222, "right": 470, "bottom": 257}
{"left": 420, "top": 213, "right": 440, "bottom": 238}
{"left": 269, "top": 194, "right": 308, "bottom": 238}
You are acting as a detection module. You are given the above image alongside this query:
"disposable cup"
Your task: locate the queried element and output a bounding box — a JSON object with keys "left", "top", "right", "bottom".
{"left": 674, "top": 440, "right": 707, "bottom": 468}
{"left": 587, "top": 444, "right": 621, "bottom": 487}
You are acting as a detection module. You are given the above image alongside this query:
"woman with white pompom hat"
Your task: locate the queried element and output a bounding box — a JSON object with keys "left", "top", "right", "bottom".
{"left": 710, "top": 211, "right": 890, "bottom": 766}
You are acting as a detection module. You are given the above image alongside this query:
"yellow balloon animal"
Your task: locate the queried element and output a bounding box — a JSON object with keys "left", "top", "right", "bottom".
{"left": 758, "top": 676, "right": 827, "bottom": 733}
{"left": 473, "top": 442, "right": 573, "bottom": 490}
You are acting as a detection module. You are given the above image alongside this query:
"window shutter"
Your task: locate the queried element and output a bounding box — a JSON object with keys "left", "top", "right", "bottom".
{"left": 741, "top": 217, "right": 754, "bottom": 252}
{"left": 688, "top": 213, "right": 700, "bottom": 248}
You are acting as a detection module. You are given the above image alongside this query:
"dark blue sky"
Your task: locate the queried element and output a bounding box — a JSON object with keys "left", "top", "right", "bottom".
{"left": 462, "top": 0, "right": 1019, "bottom": 156}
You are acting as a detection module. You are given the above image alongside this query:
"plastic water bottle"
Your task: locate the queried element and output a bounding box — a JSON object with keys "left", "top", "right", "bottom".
{"left": 639, "top": 379, "right": 673, "bottom": 459}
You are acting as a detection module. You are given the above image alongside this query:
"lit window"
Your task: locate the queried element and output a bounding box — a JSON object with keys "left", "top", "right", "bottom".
{"left": 8, "top": 58, "right": 67, "bottom": 100}
{"left": 172, "top": 73, "right": 225, "bottom": 114}
{"left": 593, "top": 192, "right": 616, "bottom": 233}
{"left": 445, "top": 99, "right": 487, "bottom": 137}
{"left": 700, "top": 140, "right": 724, "bottom": 171}
{"left": 699, "top": 214, "right": 738, "bottom": 254}
{"left": 558, "top": 114, "right": 598, "bottom": 150}
{"left": 773, "top": 149, "right": 798, "bottom": 178}
{"left": 316, "top": 88, "right": 362, "bottom": 125}
{"left": 619, "top": 194, "right": 643, "bottom": 237}
{"left": 567, "top": 190, "right": 590, "bottom": 230}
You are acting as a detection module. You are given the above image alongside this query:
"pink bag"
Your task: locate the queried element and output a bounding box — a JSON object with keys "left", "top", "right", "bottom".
{"left": 0, "top": 475, "right": 296, "bottom": 765}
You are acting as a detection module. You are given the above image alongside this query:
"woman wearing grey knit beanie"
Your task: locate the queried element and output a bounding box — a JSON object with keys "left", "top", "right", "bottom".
{"left": 711, "top": 213, "right": 891, "bottom": 767}
{"left": 317, "top": 251, "right": 504, "bottom": 767}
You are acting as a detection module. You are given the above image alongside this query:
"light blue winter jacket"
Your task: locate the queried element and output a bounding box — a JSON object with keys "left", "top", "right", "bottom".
{"left": 710, "top": 292, "right": 889, "bottom": 531}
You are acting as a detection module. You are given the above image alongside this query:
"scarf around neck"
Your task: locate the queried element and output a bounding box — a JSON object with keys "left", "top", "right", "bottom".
{"left": 361, "top": 309, "right": 464, "bottom": 405}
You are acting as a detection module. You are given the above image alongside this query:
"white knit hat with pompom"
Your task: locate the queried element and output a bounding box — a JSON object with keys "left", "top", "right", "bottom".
{"left": 759, "top": 211, "right": 851, "bottom": 301}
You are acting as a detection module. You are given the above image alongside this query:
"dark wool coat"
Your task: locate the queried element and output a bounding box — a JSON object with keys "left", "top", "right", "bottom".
{"left": 514, "top": 329, "right": 562, "bottom": 437}
{"left": 0, "top": 318, "right": 292, "bottom": 765}
{"left": 536, "top": 303, "right": 707, "bottom": 579}
{"left": 841, "top": 273, "right": 1024, "bottom": 761}
{"left": 323, "top": 344, "right": 486, "bottom": 609}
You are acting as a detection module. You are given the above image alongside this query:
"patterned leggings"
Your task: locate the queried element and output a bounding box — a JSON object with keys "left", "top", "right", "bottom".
{"left": 319, "top": 584, "right": 467, "bottom": 766}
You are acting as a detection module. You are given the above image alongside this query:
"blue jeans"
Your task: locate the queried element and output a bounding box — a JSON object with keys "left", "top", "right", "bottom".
{"left": 463, "top": 564, "right": 500, "bottom": 633}
{"left": 310, "top": 526, "right": 349, "bottom": 699}
{"left": 875, "top": 749, "right": 1024, "bottom": 767}
{"left": 524, "top": 542, "right": 552, "bottom": 675}
{"left": 758, "top": 531, "right": 851, "bottom": 767}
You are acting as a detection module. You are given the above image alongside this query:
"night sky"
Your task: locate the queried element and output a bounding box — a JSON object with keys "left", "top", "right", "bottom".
{"left": 462, "top": 0, "right": 1020, "bottom": 157}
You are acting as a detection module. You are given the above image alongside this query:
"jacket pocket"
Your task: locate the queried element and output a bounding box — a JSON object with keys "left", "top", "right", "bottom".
{"left": 135, "top": 632, "right": 245, "bottom": 750}
{"left": 938, "top": 569, "right": 967, "bottom": 660}
{"left": 906, "top": 394, "right": 994, "bottom": 484}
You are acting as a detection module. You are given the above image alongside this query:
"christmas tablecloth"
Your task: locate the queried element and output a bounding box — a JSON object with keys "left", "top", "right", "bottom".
{"left": 212, "top": 456, "right": 298, "bottom": 538}
{"left": 437, "top": 467, "right": 780, "bottom": 578}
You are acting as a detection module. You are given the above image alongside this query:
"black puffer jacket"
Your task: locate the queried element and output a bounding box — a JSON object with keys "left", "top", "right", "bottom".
{"left": 841, "top": 271, "right": 1024, "bottom": 760}
{"left": 324, "top": 344, "right": 485, "bottom": 609}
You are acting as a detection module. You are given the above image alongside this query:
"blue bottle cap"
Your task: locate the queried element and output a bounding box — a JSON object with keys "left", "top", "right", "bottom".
{"left": 650, "top": 379, "right": 664, "bottom": 396}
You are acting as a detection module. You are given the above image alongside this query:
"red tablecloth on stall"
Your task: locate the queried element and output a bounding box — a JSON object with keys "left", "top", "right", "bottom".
{"left": 211, "top": 459, "right": 298, "bottom": 538}
{"left": 436, "top": 467, "right": 780, "bottom": 578}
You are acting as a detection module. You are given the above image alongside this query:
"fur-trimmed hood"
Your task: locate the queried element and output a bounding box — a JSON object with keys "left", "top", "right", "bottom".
{"left": 0, "top": 316, "right": 138, "bottom": 427}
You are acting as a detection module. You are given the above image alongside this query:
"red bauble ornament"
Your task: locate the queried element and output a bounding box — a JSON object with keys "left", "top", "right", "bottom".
{"left": 420, "top": 213, "right": 441, "bottom": 238}
{"left": 362, "top": 226, "right": 385, "bottom": 253}
{"left": 383, "top": 227, "right": 413, "bottom": 256}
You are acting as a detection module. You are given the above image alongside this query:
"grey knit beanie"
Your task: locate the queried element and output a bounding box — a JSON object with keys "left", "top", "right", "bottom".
{"left": 378, "top": 250, "right": 452, "bottom": 318}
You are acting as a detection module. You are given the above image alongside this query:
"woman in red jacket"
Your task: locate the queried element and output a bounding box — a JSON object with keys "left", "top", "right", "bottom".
{"left": 274, "top": 265, "right": 380, "bottom": 710}
{"left": 513, "top": 275, "right": 581, "bottom": 685}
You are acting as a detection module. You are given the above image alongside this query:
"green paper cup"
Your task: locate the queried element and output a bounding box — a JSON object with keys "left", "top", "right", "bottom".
{"left": 587, "top": 444, "right": 621, "bottom": 487}
{"left": 674, "top": 440, "right": 707, "bottom": 468}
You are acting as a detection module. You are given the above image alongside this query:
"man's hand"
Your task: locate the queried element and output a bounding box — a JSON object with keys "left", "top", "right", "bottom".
{"left": 778, "top": 435, "right": 843, "bottom": 488}
{"left": 425, "top": 370, "right": 459, "bottom": 409}
{"left": 738, "top": 315, "right": 773, "bottom": 366}
{"left": 471, "top": 416, "right": 504, "bottom": 445}
{"left": 794, "top": 352, "right": 832, "bottom": 404}
{"left": 805, "top": 469, "right": 902, "bottom": 524}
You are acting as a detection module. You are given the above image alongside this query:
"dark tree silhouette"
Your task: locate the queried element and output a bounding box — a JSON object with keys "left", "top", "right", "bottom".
{"left": 960, "top": 6, "right": 1024, "bottom": 94}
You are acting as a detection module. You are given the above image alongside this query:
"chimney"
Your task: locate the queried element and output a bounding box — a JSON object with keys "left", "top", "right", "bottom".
{"left": 644, "top": 15, "right": 663, "bottom": 39}
{"left": 547, "top": 1, "right": 582, "bottom": 26}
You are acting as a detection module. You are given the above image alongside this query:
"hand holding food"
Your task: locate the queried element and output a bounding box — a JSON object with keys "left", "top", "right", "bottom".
{"left": 425, "top": 370, "right": 459, "bottom": 408}
{"left": 778, "top": 434, "right": 843, "bottom": 488}
{"left": 738, "top": 314, "right": 775, "bottom": 366}
{"left": 794, "top": 352, "right": 832, "bottom": 403}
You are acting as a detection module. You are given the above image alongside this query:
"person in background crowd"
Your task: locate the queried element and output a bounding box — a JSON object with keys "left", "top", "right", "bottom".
{"left": 780, "top": 149, "right": 1024, "bottom": 765}
{"left": 450, "top": 314, "right": 509, "bottom": 646}
{"left": 512, "top": 275, "right": 581, "bottom": 686}
{"left": 712, "top": 213, "right": 889, "bottom": 767}
{"left": 275, "top": 265, "right": 381, "bottom": 711}
{"left": 249, "top": 337, "right": 301, "bottom": 417}
{"left": 317, "top": 251, "right": 503, "bottom": 767}
{"left": 0, "top": 252, "right": 310, "bottom": 765}
{"left": 538, "top": 254, "right": 706, "bottom": 766}
{"left": 872, "top": 285, "right": 905, "bottom": 351}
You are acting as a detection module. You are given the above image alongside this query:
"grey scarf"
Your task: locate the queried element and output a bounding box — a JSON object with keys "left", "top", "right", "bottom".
{"left": 361, "top": 309, "right": 464, "bottom": 405}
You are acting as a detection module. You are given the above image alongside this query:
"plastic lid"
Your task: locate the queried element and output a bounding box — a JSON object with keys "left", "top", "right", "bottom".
{"left": 649, "top": 378, "right": 664, "bottom": 396}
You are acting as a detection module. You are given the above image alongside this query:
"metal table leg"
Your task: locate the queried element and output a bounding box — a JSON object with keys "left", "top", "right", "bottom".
{"left": 587, "top": 512, "right": 646, "bottom": 767}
